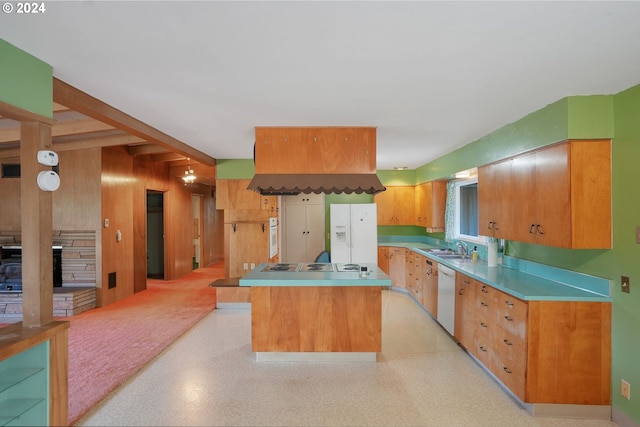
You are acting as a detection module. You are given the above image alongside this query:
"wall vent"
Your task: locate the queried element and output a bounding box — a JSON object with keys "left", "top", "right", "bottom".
{"left": 1, "top": 163, "right": 20, "bottom": 178}
{"left": 108, "top": 272, "right": 117, "bottom": 289}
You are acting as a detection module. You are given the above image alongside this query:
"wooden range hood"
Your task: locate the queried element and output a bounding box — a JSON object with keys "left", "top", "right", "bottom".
{"left": 248, "top": 126, "right": 386, "bottom": 195}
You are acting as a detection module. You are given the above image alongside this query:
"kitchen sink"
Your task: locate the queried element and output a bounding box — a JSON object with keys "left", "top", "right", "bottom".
{"left": 426, "top": 248, "right": 455, "bottom": 255}
{"left": 437, "top": 254, "right": 467, "bottom": 259}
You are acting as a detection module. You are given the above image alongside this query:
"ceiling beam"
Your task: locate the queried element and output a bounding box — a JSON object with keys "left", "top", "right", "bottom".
{"left": 0, "top": 100, "right": 55, "bottom": 125}
{"left": 127, "top": 144, "right": 170, "bottom": 156}
{"left": 150, "top": 152, "right": 187, "bottom": 162}
{"left": 53, "top": 133, "right": 147, "bottom": 151}
{"left": 0, "top": 118, "right": 115, "bottom": 143}
{"left": 53, "top": 78, "right": 216, "bottom": 166}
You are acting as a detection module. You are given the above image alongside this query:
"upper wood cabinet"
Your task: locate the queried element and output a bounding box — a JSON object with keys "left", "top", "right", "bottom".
{"left": 254, "top": 127, "right": 376, "bottom": 174}
{"left": 478, "top": 159, "right": 512, "bottom": 239}
{"left": 414, "top": 181, "right": 447, "bottom": 231}
{"left": 216, "top": 179, "right": 261, "bottom": 210}
{"left": 478, "top": 140, "right": 611, "bottom": 249}
{"left": 374, "top": 186, "right": 415, "bottom": 225}
{"left": 216, "top": 179, "right": 279, "bottom": 217}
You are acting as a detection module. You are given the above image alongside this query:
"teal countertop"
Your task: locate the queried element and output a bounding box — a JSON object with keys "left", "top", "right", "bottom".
{"left": 381, "top": 242, "right": 611, "bottom": 302}
{"left": 240, "top": 263, "right": 391, "bottom": 287}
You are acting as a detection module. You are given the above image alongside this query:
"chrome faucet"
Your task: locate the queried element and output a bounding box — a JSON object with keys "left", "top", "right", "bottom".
{"left": 455, "top": 241, "right": 468, "bottom": 256}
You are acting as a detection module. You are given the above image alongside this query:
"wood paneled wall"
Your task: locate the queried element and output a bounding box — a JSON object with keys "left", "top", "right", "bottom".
{"left": 1, "top": 146, "right": 223, "bottom": 309}
{"left": 101, "top": 147, "right": 134, "bottom": 307}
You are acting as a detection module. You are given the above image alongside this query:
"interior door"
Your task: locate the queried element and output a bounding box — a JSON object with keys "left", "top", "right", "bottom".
{"left": 284, "top": 204, "right": 307, "bottom": 263}
{"left": 146, "top": 191, "right": 165, "bottom": 279}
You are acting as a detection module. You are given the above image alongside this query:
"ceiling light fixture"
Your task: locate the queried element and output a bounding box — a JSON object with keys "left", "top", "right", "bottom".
{"left": 393, "top": 166, "right": 408, "bottom": 171}
{"left": 182, "top": 160, "right": 196, "bottom": 184}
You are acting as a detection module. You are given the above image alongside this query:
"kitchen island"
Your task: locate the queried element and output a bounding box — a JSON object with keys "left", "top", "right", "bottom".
{"left": 239, "top": 262, "right": 391, "bottom": 362}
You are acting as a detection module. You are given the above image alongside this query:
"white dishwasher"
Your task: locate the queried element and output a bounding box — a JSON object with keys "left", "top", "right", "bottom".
{"left": 437, "top": 263, "right": 456, "bottom": 335}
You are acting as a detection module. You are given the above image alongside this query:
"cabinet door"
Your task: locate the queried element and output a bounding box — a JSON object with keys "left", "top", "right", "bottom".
{"left": 478, "top": 160, "right": 512, "bottom": 238}
{"left": 426, "top": 181, "right": 447, "bottom": 232}
{"left": 405, "top": 251, "right": 415, "bottom": 295}
{"left": 374, "top": 186, "right": 415, "bottom": 225}
{"left": 216, "top": 179, "right": 261, "bottom": 210}
{"left": 305, "top": 203, "right": 326, "bottom": 261}
{"left": 414, "top": 254, "right": 425, "bottom": 306}
{"left": 509, "top": 153, "right": 537, "bottom": 243}
{"left": 374, "top": 188, "right": 398, "bottom": 225}
{"left": 422, "top": 258, "right": 438, "bottom": 317}
{"left": 284, "top": 204, "right": 308, "bottom": 263}
{"left": 533, "top": 143, "right": 572, "bottom": 247}
{"left": 395, "top": 187, "right": 416, "bottom": 225}
{"left": 414, "top": 182, "right": 427, "bottom": 226}
{"left": 228, "top": 222, "right": 269, "bottom": 277}
{"left": 377, "top": 246, "right": 390, "bottom": 274}
{"left": 454, "top": 273, "right": 476, "bottom": 350}
{"left": 388, "top": 247, "right": 406, "bottom": 287}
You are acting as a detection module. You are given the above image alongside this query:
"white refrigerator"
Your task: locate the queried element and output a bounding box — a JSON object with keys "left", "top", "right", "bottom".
{"left": 330, "top": 203, "right": 378, "bottom": 264}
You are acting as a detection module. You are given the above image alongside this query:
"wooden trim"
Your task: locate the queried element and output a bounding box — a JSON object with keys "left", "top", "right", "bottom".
{"left": 0, "top": 100, "right": 55, "bottom": 125}
{"left": 20, "top": 121, "right": 54, "bottom": 327}
{"left": 53, "top": 78, "right": 216, "bottom": 166}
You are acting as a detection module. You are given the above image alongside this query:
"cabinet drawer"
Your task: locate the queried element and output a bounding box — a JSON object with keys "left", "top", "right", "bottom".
{"left": 495, "top": 358, "right": 526, "bottom": 400}
{"left": 494, "top": 328, "right": 527, "bottom": 365}
{"left": 495, "top": 293, "right": 528, "bottom": 339}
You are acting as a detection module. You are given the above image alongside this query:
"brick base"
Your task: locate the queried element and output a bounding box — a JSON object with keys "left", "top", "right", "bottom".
{"left": 0, "top": 287, "right": 96, "bottom": 318}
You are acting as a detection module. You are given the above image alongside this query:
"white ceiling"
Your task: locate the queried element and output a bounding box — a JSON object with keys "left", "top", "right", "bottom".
{"left": 2, "top": 1, "right": 639, "bottom": 170}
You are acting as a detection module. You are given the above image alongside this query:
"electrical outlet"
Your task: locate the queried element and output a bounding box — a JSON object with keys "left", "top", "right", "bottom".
{"left": 622, "top": 276, "right": 630, "bottom": 293}
{"left": 250, "top": 263, "right": 255, "bottom": 270}
{"left": 621, "top": 379, "right": 631, "bottom": 400}
{"left": 243, "top": 262, "right": 248, "bottom": 270}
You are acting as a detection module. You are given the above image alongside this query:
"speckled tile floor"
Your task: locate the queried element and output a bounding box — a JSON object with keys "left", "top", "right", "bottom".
{"left": 78, "top": 290, "right": 618, "bottom": 427}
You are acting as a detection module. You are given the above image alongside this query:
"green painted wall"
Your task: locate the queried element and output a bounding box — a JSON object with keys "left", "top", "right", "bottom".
{"left": 608, "top": 83, "right": 640, "bottom": 420}
{"left": 216, "top": 159, "right": 255, "bottom": 179}
{"left": 413, "top": 96, "right": 614, "bottom": 184}
{"left": 0, "top": 39, "right": 52, "bottom": 117}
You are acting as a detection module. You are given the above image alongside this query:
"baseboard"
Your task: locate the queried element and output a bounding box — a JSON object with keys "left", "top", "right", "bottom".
{"left": 215, "top": 302, "right": 251, "bottom": 310}
{"left": 612, "top": 407, "right": 640, "bottom": 427}
{"left": 528, "top": 403, "right": 611, "bottom": 420}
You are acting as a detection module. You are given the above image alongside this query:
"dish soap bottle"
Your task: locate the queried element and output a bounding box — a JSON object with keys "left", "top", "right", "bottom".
{"left": 472, "top": 246, "right": 478, "bottom": 262}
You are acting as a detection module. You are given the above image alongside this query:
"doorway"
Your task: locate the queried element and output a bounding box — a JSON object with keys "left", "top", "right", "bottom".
{"left": 192, "top": 194, "right": 203, "bottom": 269}
{"left": 147, "top": 191, "right": 165, "bottom": 279}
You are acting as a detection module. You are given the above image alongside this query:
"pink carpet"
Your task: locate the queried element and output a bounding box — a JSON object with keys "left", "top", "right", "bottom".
{"left": 60, "top": 264, "right": 222, "bottom": 425}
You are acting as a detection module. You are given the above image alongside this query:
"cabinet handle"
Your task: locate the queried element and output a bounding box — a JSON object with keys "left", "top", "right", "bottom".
{"left": 503, "top": 367, "right": 512, "bottom": 374}
{"left": 505, "top": 300, "right": 514, "bottom": 307}
{"left": 488, "top": 221, "right": 494, "bottom": 230}
{"left": 504, "top": 315, "right": 513, "bottom": 322}
{"left": 536, "top": 224, "right": 544, "bottom": 235}
{"left": 459, "top": 289, "right": 464, "bottom": 295}
{"left": 481, "top": 286, "right": 489, "bottom": 294}
{"left": 529, "top": 224, "right": 536, "bottom": 233}
{"left": 503, "top": 339, "right": 512, "bottom": 346}
{"left": 494, "top": 222, "right": 499, "bottom": 231}
{"left": 480, "top": 322, "right": 488, "bottom": 328}
{"left": 479, "top": 346, "right": 487, "bottom": 352}
{"left": 481, "top": 302, "right": 488, "bottom": 307}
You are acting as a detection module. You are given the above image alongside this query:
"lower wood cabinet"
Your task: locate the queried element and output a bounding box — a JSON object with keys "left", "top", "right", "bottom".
{"left": 454, "top": 272, "right": 611, "bottom": 405}
{"left": 453, "top": 273, "right": 475, "bottom": 350}
{"left": 387, "top": 247, "right": 406, "bottom": 288}
{"left": 422, "top": 257, "right": 438, "bottom": 317}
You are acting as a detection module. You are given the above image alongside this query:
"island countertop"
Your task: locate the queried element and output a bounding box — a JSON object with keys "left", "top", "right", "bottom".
{"left": 240, "top": 263, "right": 391, "bottom": 287}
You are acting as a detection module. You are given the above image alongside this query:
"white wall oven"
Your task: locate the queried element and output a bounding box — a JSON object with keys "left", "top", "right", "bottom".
{"left": 269, "top": 217, "right": 278, "bottom": 259}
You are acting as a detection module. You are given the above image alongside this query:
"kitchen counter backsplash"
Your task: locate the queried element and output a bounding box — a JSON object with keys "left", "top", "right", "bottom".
{"left": 378, "top": 235, "right": 611, "bottom": 300}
